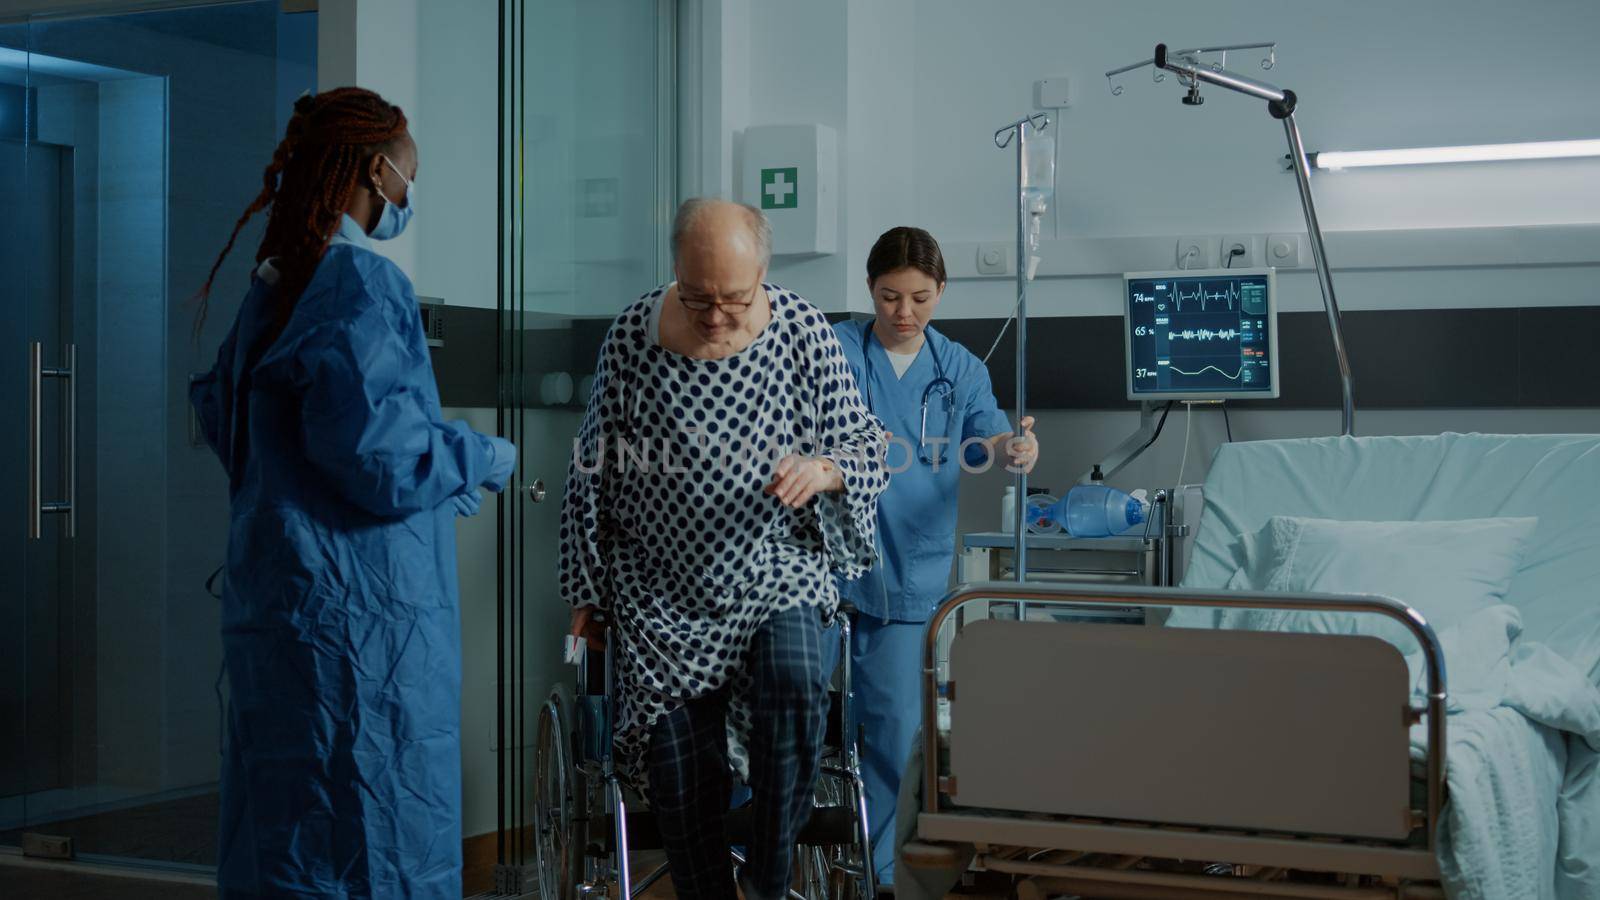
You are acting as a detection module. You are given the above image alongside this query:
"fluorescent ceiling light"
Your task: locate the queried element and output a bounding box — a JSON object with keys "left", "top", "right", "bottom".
{"left": 1310, "top": 139, "right": 1600, "bottom": 170}
{"left": 0, "top": 47, "right": 145, "bottom": 84}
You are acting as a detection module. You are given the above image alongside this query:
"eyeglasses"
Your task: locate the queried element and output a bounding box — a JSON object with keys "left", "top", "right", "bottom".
{"left": 677, "top": 283, "right": 759, "bottom": 313}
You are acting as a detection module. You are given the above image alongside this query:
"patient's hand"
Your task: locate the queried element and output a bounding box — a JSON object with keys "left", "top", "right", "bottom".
{"left": 764, "top": 454, "right": 844, "bottom": 508}
{"left": 570, "top": 605, "right": 606, "bottom": 651}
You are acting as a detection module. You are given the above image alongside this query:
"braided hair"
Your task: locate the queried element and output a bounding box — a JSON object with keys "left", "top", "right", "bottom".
{"left": 194, "top": 87, "right": 410, "bottom": 339}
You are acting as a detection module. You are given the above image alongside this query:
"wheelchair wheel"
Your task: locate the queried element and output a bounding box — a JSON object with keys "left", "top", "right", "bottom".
{"left": 809, "top": 756, "right": 872, "bottom": 900}
{"left": 535, "top": 684, "right": 581, "bottom": 900}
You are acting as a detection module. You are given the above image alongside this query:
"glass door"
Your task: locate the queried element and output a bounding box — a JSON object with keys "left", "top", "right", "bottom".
{"left": 0, "top": 0, "right": 314, "bottom": 870}
{"left": 0, "top": 15, "right": 62, "bottom": 836}
{"left": 495, "top": 0, "right": 676, "bottom": 877}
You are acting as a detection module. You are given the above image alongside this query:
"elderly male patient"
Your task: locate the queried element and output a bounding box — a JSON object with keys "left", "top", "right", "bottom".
{"left": 558, "top": 198, "right": 888, "bottom": 900}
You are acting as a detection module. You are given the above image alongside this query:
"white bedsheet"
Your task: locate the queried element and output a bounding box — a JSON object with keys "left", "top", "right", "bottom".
{"left": 1181, "top": 433, "right": 1600, "bottom": 897}
{"left": 1416, "top": 606, "right": 1600, "bottom": 899}
{"left": 1185, "top": 434, "right": 1600, "bottom": 680}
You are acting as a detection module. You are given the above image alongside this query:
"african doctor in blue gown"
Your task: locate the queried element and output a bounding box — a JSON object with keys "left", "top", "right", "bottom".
{"left": 833, "top": 227, "right": 1039, "bottom": 886}
{"left": 189, "top": 88, "right": 516, "bottom": 899}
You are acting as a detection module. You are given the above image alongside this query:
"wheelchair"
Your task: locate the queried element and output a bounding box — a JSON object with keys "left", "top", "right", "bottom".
{"left": 534, "top": 608, "right": 877, "bottom": 900}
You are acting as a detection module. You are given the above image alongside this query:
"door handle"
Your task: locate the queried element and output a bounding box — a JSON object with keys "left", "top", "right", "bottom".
{"left": 525, "top": 479, "right": 547, "bottom": 503}
{"left": 29, "top": 342, "right": 76, "bottom": 540}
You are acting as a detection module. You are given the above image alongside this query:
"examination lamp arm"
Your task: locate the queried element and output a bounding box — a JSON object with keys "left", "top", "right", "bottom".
{"left": 1080, "top": 401, "right": 1168, "bottom": 485}
{"left": 1150, "top": 43, "right": 1356, "bottom": 435}
{"left": 1281, "top": 112, "right": 1356, "bottom": 436}
{"left": 1154, "top": 42, "right": 1291, "bottom": 108}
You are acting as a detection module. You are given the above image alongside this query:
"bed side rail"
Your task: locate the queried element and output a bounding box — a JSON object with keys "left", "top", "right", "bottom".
{"left": 921, "top": 582, "right": 1448, "bottom": 852}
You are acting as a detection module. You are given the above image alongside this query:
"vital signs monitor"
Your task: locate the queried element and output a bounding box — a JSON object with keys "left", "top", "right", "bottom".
{"left": 1125, "top": 268, "right": 1280, "bottom": 401}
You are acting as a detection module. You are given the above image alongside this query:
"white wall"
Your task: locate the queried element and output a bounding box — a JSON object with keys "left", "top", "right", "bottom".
{"left": 842, "top": 0, "right": 917, "bottom": 313}
{"left": 319, "top": 0, "right": 501, "bottom": 308}
{"left": 414, "top": 0, "right": 498, "bottom": 308}
{"left": 532, "top": 0, "right": 668, "bottom": 314}
{"left": 318, "top": 0, "right": 421, "bottom": 277}
{"left": 701, "top": 0, "right": 1600, "bottom": 316}
{"left": 685, "top": 0, "right": 923, "bottom": 312}
{"left": 742, "top": 0, "right": 850, "bottom": 306}
{"left": 910, "top": 0, "right": 1600, "bottom": 319}
{"left": 326, "top": 0, "right": 666, "bottom": 316}
{"left": 679, "top": 0, "right": 750, "bottom": 202}
{"left": 913, "top": 0, "right": 1600, "bottom": 242}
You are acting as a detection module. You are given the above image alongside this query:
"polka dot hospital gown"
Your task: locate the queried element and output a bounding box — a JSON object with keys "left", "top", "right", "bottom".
{"left": 558, "top": 285, "right": 888, "bottom": 787}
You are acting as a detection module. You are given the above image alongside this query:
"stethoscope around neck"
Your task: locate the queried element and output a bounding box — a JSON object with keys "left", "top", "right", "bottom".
{"left": 862, "top": 321, "right": 957, "bottom": 465}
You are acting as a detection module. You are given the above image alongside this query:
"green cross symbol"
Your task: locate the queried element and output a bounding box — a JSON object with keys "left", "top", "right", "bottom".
{"left": 760, "top": 167, "right": 798, "bottom": 210}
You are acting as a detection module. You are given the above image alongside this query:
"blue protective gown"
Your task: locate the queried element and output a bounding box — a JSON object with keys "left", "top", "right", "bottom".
{"left": 190, "top": 215, "right": 514, "bottom": 899}
{"left": 830, "top": 320, "right": 1010, "bottom": 884}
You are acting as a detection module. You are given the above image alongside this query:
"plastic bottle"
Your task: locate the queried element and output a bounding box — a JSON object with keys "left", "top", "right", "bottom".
{"left": 1042, "top": 485, "right": 1149, "bottom": 538}
{"left": 1000, "top": 486, "right": 1017, "bottom": 534}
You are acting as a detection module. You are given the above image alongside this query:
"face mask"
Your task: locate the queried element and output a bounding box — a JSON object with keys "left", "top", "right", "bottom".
{"left": 369, "top": 155, "right": 415, "bottom": 241}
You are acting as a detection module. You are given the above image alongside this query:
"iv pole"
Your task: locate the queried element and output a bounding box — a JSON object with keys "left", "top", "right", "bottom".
{"left": 995, "top": 113, "right": 1049, "bottom": 583}
{"left": 1104, "top": 43, "right": 1356, "bottom": 437}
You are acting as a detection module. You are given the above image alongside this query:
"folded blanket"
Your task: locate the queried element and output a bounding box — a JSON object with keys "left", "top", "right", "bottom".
{"left": 1410, "top": 606, "right": 1600, "bottom": 900}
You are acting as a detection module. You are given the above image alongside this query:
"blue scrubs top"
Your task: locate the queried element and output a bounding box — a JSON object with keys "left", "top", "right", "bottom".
{"left": 833, "top": 320, "right": 1011, "bottom": 622}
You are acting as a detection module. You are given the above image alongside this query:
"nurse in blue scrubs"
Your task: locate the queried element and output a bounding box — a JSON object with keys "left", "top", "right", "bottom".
{"left": 833, "top": 226, "right": 1039, "bottom": 888}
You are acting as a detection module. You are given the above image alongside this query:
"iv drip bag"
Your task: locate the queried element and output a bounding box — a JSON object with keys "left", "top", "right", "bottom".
{"left": 1021, "top": 129, "right": 1056, "bottom": 215}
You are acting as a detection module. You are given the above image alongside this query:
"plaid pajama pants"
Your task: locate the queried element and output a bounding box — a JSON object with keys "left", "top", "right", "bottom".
{"left": 646, "top": 604, "right": 830, "bottom": 900}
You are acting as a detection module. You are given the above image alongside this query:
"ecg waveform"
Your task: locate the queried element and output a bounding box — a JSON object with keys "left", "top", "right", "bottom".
{"left": 1174, "top": 282, "right": 1245, "bottom": 311}
{"left": 1168, "top": 328, "right": 1240, "bottom": 342}
{"left": 1168, "top": 363, "right": 1243, "bottom": 380}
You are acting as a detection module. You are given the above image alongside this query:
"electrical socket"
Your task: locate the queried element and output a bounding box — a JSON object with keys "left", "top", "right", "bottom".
{"left": 1221, "top": 234, "right": 1259, "bottom": 268}
{"left": 22, "top": 833, "right": 73, "bottom": 860}
{"left": 976, "top": 243, "right": 1010, "bottom": 275}
{"left": 1267, "top": 233, "right": 1302, "bottom": 268}
{"left": 1175, "top": 236, "right": 1220, "bottom": 270}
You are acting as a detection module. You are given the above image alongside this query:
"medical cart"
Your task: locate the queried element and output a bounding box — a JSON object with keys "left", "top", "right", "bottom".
{"left": 955, "top": 483, "right": 1202, "bottom": 625}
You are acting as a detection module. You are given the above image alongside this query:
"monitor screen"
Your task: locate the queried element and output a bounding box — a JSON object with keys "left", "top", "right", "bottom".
{"left": 1125, "top": 268, "right": 1280, "bottom": 401}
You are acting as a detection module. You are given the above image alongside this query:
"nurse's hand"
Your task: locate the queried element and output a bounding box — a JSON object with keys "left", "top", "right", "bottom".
{"left": 1000, "top": 416, "right": 1039, "bottom": 473}
{"left": 765, "top": 454, "right": 845, "bottom": 508}
{"left": 481, "top": 436, "right": 518, "bottom": 492}
{"left": 570, "top": 606, "right": 606, "bottom": 651}
{"left": 452, "top": 488, "right": 484, "bottom": 517}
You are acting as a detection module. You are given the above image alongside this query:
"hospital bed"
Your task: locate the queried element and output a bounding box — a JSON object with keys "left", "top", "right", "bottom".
{"left": 900, "top": 433, "right": 1600, "bottom": 900}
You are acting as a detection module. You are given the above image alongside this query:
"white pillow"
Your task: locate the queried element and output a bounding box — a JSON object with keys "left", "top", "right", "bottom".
{"left": 1195, "top": 516, "right": 1539, "bottom": 653}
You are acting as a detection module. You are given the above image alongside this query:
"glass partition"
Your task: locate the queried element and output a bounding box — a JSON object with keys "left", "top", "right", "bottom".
{"left": 493, "top": 0, "right": 676, "bottom": 876}
{"left": 0, "top": 0, "right": 314, "bottom": 870}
